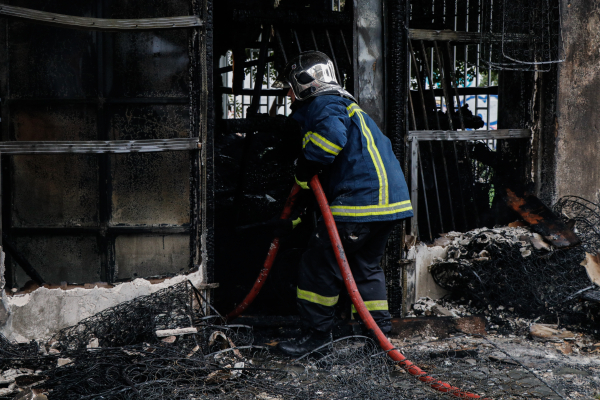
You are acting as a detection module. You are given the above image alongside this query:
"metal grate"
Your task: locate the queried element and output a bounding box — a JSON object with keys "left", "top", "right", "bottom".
{"left": 407, "top": 0, "right": 542, "bottom": 240}
{"left": 331, "top": 0, "right": 344, "bottom": 12}
{"left": 220, "top": 47, "right": 292, "bottom": 119}
{"left": 409, "top": 1, "right": 499, "bottom": 134}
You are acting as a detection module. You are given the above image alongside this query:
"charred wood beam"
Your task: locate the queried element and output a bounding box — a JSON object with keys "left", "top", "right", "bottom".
{"left": 275, "top": 28, "right": 288, "bottom": 64}
{"left": 6, "top": 97, "right": 189, "bottom": 105}
{"left": 325, "top": 29, "right": 341, "bottom": 83}
{"left": 2, "top": 232, "right": 45, "bottom": 285}
{"left": 0, "top": 138, "right": 200, "bottom": 154}
{"left": 232, "top": 46, "right": 246, "bottom": 95}
{"left": 407, "top": 129, "right": 530, "bottom": 141}
{"left": 247, "top": 25, "right": 272, "bottom": 116}
{"left": 505, "top": 189, "right": 581, "bottom": 248}
{"left": 232, "top": 9, "right": 351, "bottom": 26}
{"left": 0, "top": 4, "right": 202, "bottom": 31}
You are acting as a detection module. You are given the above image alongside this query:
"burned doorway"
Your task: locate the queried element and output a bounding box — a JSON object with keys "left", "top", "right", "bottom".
{"left": 212, "top": 0, "right": 355, "bottom": 316}
{"left": 0, "top": 0, "right": 210, "bottom": 288}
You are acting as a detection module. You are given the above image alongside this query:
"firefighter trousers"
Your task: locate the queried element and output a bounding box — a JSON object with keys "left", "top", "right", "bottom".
{"left": 296, "top": 219, "right": 397, "bottom": 333}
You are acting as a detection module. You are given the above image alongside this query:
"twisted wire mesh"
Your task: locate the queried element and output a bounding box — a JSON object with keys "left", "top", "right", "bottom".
{"left": 5, "top": 332, "right": 596, "bottom": 400}
{"left": 52, "top": 281, "right": 201, "bottom": 351}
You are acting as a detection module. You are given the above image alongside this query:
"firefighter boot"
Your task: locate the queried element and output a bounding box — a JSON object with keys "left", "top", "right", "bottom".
{"left": 277, "top": 329, "right": 332, "bottom": 357}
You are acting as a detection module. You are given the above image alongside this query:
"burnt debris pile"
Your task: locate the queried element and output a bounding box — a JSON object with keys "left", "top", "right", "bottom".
{"left": 431, "top": 196, "right": 600, "bottom": 326}
{"left": 2, "top": 281, "right": 590, "bottom": 399}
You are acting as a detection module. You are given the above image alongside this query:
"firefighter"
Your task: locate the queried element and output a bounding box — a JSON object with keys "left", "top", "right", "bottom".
{"left": 275, "top": 51, "right": 413, "bottom": 356}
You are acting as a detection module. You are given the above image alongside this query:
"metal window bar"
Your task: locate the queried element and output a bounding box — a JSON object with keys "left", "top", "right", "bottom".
{"left": 221, "top": 32, "right": 293, "bottom": 119}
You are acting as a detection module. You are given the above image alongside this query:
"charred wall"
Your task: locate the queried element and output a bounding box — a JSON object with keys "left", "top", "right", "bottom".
{"left": 383, "top": 0, "right": 408, "bottom": 317}
{"left": 0, "top": 0, "right": 204, "bottom": 288}
{"left": 555, "top": 0, "right": 600, "bottom": 202}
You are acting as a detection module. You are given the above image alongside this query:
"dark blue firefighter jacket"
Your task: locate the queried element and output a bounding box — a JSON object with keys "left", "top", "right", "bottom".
{"left": 291, "top": 95, "right": 413, "bottom": 222}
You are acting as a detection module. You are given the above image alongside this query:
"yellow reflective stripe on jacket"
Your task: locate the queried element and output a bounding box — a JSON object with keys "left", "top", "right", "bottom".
{"left": 347, "top": 103, "right": 361, "bottom": 117}
{"left": 297, "top": 287, "right": 339, "bottom": 307}
{"left": 303, "top": 131, "right": 343, "bottom": 156}
{"left": 346, "top": 103, "right": 389, "bottom": 205}
{"left": 330, "top": 200, "right": 412, "bottom": 217}
{"left": 351, "top": 300, "right": 389, "bottom": 314}
{"left": 302, "top": 134, "right": 310, "bottom": 148}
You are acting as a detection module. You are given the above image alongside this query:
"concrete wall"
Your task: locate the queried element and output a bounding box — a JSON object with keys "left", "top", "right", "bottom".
{"left": 0, "top": 263, "right": 206, "bottom": 343}
{"left": 555, "top": 0, "right": 600, "bottom": 201}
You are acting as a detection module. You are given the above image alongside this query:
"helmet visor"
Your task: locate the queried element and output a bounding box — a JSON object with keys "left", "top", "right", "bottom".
{"left": 302, "top": 56, "right": 337, "bottom": 84}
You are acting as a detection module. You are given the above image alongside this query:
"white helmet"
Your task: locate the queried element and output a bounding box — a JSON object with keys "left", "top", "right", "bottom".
{"left": 276, "top": 51, "right": 356, "bottom": 102}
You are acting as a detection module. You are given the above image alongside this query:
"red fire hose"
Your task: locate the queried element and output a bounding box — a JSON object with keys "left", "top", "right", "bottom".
{"left": 228, "top": 177, "right": 484, "bottom": 398}
{"left": 226, "top": 183, "right": 302, "bottom": 321}
{"left": 309, "top": 176, "right": 483, "bottom": 399}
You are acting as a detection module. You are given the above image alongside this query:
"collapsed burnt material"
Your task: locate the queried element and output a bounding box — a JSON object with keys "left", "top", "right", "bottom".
{"left": 0, "top": 333, "right": 51, "bottom": 372}
{"left": 431, "top": 197, "right": 600, "bottom": 323}
{"left": 35, "top": 337, "right": 566, "bottom": 400}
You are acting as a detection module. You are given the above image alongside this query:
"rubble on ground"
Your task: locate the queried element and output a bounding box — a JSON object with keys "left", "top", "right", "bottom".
{"left": 0, "top": 280, "right": 597, "bottom": 399}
